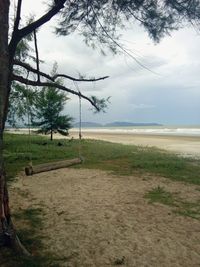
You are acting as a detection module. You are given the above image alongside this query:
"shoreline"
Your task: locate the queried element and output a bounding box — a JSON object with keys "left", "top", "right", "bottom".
{"left": 5, "top": 128, "right": 200, "bottom": 158}
{"left": 69, "top": 130, "right": 200, "bottom": 158}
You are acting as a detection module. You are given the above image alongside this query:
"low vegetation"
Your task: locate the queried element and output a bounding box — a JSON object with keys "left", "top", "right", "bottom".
{"left": 4, "top": 132, "right": 200, "bottom": 185}
{"left": 2, "top": 132, "right": 200, "bottom": 266}
{"left": 0, "top": 205, "right": 57, "bottom": 267}
{"left": 145, "top": 186, "right": 200, "bottom": 220}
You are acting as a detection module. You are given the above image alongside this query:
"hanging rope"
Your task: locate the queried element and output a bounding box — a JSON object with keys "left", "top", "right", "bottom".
{"left": 25, "top": 70, "right": 33, "bottom": 167}
{"left": 25, "top": 29, "right": 39, "bottom": 168}
{"left": 78, "top": 93, "right": 82, "bottom": 158}
{"left": 73, "top": 81, "right": 83, "bottom": 159}
{"left": 79, "top": 93, "right": 82, "bottom": 141}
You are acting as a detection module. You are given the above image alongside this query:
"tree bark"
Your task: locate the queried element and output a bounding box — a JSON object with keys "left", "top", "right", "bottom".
{"left": 0, "top": 0, "right": 30, "bottom": 255}
{"left": 0, "top": 0, "right": 13, "bottom": 246}
{"left": 0, "top": 0, "right": 11, "bottom": 246}
{"left": 0, "top": 0, "right": 69, "bottom": 255}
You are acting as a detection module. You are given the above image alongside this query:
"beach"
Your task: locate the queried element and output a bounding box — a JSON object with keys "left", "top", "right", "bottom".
{"left": 6, "top": 127, "right": 200, "bottom": 158}
{"left": 11, "top": 167, "right": 200, "bottom": 267}
{"left": 69, "top": 129, "right": 200, "bottom": 158}
{"left": 6, "top": 128, "right": 200, "bottom": 266}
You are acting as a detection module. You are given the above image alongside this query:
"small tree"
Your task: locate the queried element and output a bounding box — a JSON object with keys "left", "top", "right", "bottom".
{"left": 32, "top": 86, "right": 73, "bottom": 140}
{"left": 8, "top": 36, "right": 36, "bottom": 127}
{"left": 7, "top": 82, "right": 35, "bottom": 127}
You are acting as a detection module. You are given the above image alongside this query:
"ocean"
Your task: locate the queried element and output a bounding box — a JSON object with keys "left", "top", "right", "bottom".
{"left": 72, "top": 125, "right": 200, "bottom": 137}
{"left": 5, "top": 125, "right": 200, "bottom": 137}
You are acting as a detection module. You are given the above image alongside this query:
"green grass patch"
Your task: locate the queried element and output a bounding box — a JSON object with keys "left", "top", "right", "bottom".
{"left": 175, "top": 200, "right": 200, "bottom": 219}
{"left": 2, "top": 133, "right": 200, "bottom": 266}
{"left": 145, "top": 186, "right": 200, "bottom": 220}
{"left": 4, "top": 133, "right": 200, "bottom": 185}
{"left": 2, "top": 206, "right": 63, "bottom": 267}
{"left": 144, "top": 185, "right": 176, "bottom": 206}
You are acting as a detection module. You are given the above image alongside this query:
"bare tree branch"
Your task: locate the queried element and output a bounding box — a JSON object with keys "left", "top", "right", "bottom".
{"left": 13, "top": 60, "right": 54, "bottom": 81}
{"left": 18, "top": 0, "right": 66, "bottom": 39}
{"left": 11, "top": 74, "right": 101, "bottom": 111}
{"left": 33, "top": 30, "right": 40, "bottom": 82}
{"left": 53, "top": 73, "right": 109, "bottom": 82}
{"left": 13, "top": 60, "right": 109, "bottom": 82}
{"left": 9, "top": 0, "right": 66, "bottom": 61}
{"left": 13, "top": 0, "right": 22, "bottom": 32}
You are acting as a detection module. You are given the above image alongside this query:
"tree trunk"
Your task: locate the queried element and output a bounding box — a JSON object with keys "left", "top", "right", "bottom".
{"left": 0, "top": 0, "right": 13, "bottom": 246}
{"left": 0, "top": 0, "right": 11, "bottom": 245}
{"left": 0, "top": 0, "right": 30, "bottom": 255}
{"left": 50, "top": 129, "right": 53, "bottom": 141}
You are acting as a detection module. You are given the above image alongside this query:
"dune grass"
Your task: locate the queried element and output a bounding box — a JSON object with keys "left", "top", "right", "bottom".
{"left": 4, "top": 132, "right": 200, "bottom": 185}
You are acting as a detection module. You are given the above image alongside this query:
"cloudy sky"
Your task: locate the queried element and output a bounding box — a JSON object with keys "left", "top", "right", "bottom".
{"left": 17, "top": 1, "right": 200, "bottom": 125}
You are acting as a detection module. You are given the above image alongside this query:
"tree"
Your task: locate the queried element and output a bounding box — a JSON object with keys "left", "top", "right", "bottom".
{"left": 32, "top": 87, "right": 73, "bottom": 141}
{"left": 7, "top": 34, "right": 37, "bottom": 127}
{"left": 32, "top": 63, "right": 73, "bottom": 141}
{"left": 1, "top": 0, "right": 200, "bottom": 255}
{"left": 7, "top": 82, "right": 35, "bottom": 127}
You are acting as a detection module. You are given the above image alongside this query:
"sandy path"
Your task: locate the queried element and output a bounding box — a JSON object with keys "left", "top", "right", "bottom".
{"left": 11, "top": 168, "right": 200, "bottom": 267}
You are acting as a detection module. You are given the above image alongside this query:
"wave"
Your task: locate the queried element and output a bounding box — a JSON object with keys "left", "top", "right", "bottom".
{"left": 72, "top": 127, "right": 200, "bottom": 136}
{"left": 6, "top": 126, "right": 200, "bottom": 137}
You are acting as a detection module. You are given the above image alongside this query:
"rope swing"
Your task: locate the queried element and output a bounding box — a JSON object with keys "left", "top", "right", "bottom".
{"left": 24, "top": 32, "right": 82, "bottom": 176}
{"left": 24, "top": 82, "right": 83, "bottom": 176}
{"left": 25, "top": 70, "right": 33, "bottom": 168}
{"left": 73, "top": 81, "right": 83, "bottom": 159}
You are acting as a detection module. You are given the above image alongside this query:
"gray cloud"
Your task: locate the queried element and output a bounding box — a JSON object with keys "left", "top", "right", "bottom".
{"left": 18, "top": 1, "right": 200, "bottom": 125}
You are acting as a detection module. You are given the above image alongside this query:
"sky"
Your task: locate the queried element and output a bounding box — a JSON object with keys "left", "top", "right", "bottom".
{"left": 13, "top": 0, "right": 200, "bottom": 125}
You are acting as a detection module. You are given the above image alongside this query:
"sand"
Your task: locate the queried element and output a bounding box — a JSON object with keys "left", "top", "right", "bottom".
{"left": 69, "top": 130, "right": 200, "bottom": 158}
{"left": 11, "top": 168, "right": 200, "bottom": 267}
{"left": 7, "top": 128, "right": 200, "bottom": 158}
{"left": 6, "top": 128, "right": 200, "bottom": 266}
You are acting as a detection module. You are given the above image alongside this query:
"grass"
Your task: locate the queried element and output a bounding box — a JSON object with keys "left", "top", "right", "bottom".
{"left": 145, "top": 186, "right": 200, "bottom": 220}
{"left": 2, "top": 132, "right": 200, "bottom": 265}
{"left": 1, "top": 203, "right": 63, "bottom": 267}
{"left": 144, "top": 186, "right": 176, "bottom": 206}
{"left": 4, "top": 132, "right": 200, "bottom": 185}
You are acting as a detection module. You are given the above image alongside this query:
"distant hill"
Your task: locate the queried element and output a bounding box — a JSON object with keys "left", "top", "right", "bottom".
{"left": 73, "top": 121, "right": 162, "bottom": 127}
{"left": 73, "top": 122, "right": 102, "bottom": 128}
{"left": 104, "top": 121, "right": 162, "bottom": 127}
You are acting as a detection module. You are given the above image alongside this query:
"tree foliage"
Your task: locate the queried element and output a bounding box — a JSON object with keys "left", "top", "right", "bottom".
{"left": 8, "top": 0, "right": 200, "bottom": 117}
{"left": 8, "top": 31, "right": 36, "bottom": 127}
{"left": 31, "top": 64, "right": 73, "bottom": 140}
{"left": 32, "top": 86, "right": 72, "bottom": 140}
{"left": 55, "top": 0, "right": 200, "bottom": 49}
{"left": 7, "top": 82, "right": 35, "bottom": 127}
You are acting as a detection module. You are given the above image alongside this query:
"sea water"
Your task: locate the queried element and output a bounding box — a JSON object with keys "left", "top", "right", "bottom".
{"left": 6, "top": 125, "right": 200, "bottom": 137}
{"left": 72, "top": 125, "right": 200, "bottom": 137}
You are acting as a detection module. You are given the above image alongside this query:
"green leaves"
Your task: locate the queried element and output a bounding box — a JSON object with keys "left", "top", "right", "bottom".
{"left": 32, "top": 87, "right": 73, "bottom": 140}
{"left": 55, "top": 0, "right": 200, "bottom": 52}
{"left": 90, "top": 96, "right": 111, "bottom": 113}
{"left": 7, "top": 82, "right": 36, "bottom": 127}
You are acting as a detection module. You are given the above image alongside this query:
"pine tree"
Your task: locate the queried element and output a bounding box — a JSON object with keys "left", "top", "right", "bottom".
{"left": 32, "top": 86, "right": 72, "bottom": 140}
